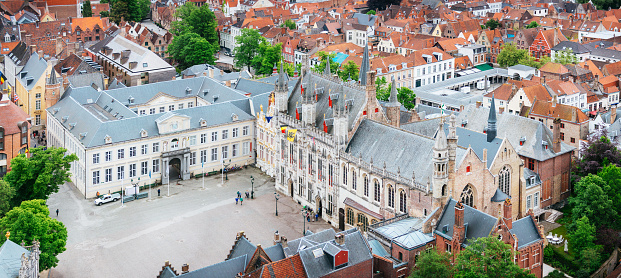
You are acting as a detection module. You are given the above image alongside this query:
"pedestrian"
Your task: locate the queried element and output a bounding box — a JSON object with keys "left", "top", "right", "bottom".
{"left": 158, "top": 188, "right": 160, "bottom": 196}
{"left": 237, "top": 191, "right": 241, "bottom": 198}
{"left": 315, "top": 214, "right": 318, "bottom": 222}
{"left": 240, "top": 197, "right": 243, "bottom": 205}
{"left": 245, "top": 191, "right": 249, "bottom": 198}
{"left": 235, "top": 197, "right": 238, "bottom": 205}
{"left": 307, "top": 215, "right": 310, "bottom": 222}
{"left": 96, "top": 191, "right": 100, "bottom": 197}
{"left": 56, "top": 209, "right": 59, "bottom": 217}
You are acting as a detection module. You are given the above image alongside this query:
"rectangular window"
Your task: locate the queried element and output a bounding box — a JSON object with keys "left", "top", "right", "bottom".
{"left": 105, "top": 168, "right": 112, "bottom": 182}
{"left": 105, "top": 151, "right": 111, "bottom": 161}
{"left": 571, "top": 138, "right": 575, "bottom": 143}
{"left": 222, "top": 146, "right": 229, "bottom": 159}
{"left": 232, "top": 128, "right": 239, "bottom": 138}
{"left": 169, "top": 105, "right": 175, "bottom": 111}
{"left": 129, "top": 164, "right": 136, "bottom": 177}
{"left": 188, "top": 102, "right": 194, "bottom": 108}
{"left": 243, "top": 142, "right": 250, "bottom": 155}
{"left": 141, "top": 161, "right": 148, "bottom": 175}
{"left": 222, "top": 130, "right": 229, "bottom": 140}
{"left": 189, "top": 135, "right": 196, "bottom": 146}
{"left": 242, "top": 126, "right": 249, "bottom": 136}
{"left": 141, "top": 144, "right": 148, "bottom": 155}
{"left": 528, "top": 158, "right": 535, "bottom": 171}
{"left": 211, "top": 148, "right": 218, "bottom": 161}
{"left": 200, "top": 133, "right": 207, "bottom": 144}
{"left": 117, "top": 166, "right": 125, "bottom": 180}
{"left": 534, "top": 192, "right": 539, "bottom": 208}
{"left": 153, "top": 143, "right": 159, "bottom": 153}
{"left": 35, "top": 100, "right": 41, "bottom": 110}
{"left": 140, "top": 110, "right": 146, "bottom": 115}
{"left": 212, "top": 131, "right": 218, "bottom": 141}
{"left": 149, "top": 108, "right": 156, "bottom": 114}
{"left": 198, "top": 150, "right": 206, "bottom": 163}
{"left": 232, "top": 144, "right": 238, "bottom": 157}
{"left": 93, "top": 153, "right": 100, "bottom": 164}
{"left": 159, "top": 107, "right": 165, "bottom": 113}
{"left": 129, "top": 147, "right": 136, "bottom": 157}
{"left": 189, "top": 152, "right": 197, "bottom": 165}
{"left": 93, "top": 171, "right": 100, "bottom": 184}
{"left": 178, "top": 103, "right": 184, "bottom": 110}
{"left": 153, "top": 159, "right": 160, "bottom": 173}
{"left": 527, "top": 195, "right": 532, "bottom": 209}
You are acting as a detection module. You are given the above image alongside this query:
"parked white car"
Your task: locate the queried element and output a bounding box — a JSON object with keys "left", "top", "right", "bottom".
{"left": 94, "top": 193, "right": 121, "bottom": 206}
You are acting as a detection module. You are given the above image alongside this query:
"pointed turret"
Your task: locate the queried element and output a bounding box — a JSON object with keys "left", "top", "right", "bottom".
{"left": 274, "top": 62, "right": 289, "bottom": 114}
{"left": 324, "top": 57, "right": 331, "bottom": 75}
{"left": 387, "top": 79, "right": 399, "bottom": 106}
{"left": 487, "top": 94, "right": 497, "bottom": 142}
{"left": 433, "top": 122, "right": 448, "bottom": 151}
{"left": 385, "top": 79, "right": 401, "bottom": 128}
{"left": 432, "top": 121, "right": 449, "bottom": 208}
{"left": 45, "top": 70, "right": 61, "bottom": 109}
{"left": 359, "top": 44, "right": 370, "bottom": 86}
{"left": 47, "top": 69, "right": 59, "bottom": 85}
{"left": 333, "top": 84, "right": 349, "bottom": 149}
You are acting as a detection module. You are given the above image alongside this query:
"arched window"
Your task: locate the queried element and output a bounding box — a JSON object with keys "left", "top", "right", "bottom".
{"left": 357, "top": 213, "right": 368, "bottom": 231}
{"left": 346, "top": 208, "right": 354, "bottom": 225}
{"left": 499, "top": 166, "right": 511, "bottom": 195}
{"left": 343, "top": 165, "right": 347, "bottom": 185}
{"left": 363, "top": 175, "right": 369, "bottom": 196}
{"left": 460, "top": 185, "right": 474, "bottom": 207}
{"left": 388, "top": 185, "right": 395, "bottom": 208}
{"left": 441, "top": 184, "right": 447, "bottom": 196}
{"left": 399, "top": 190, "right": 407, "bottom": 213}
{"left": 351, "top": 169, "right": 357, "bottom": 190}
{"left": 374, "top": 180, "right": 380, "bottom": 202}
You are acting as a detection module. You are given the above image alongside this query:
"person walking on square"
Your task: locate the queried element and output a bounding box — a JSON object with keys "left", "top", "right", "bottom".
{"left": 237, "top": 191, "right": 241, "bottom": 198}
{"left": 235, "top": 197, "right": 238, "bottom": 204}
{"left": 315, "top": 214, "right": 318, "bottom": 222}
{"left": 245, "top": 191, "right": 249, "bottom": 198}
{"left": 56, "top": 209, "right": 59, "bottom": 217}
{"left": 158, "top": 188, "right": 160, "bottom": 196}
{"left": 240, "top": 197, "right": 243, "bottom": 205}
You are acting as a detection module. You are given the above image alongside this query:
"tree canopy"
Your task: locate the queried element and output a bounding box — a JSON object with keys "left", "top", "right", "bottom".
{"left": 574, "top": 136, "right": 621, "bottom": 177}
{"left": 167, "top": 2, "right": 219, "bottom": 70}
{"left": 312, "top": 52, "right": 340, "bottom": 75}
{"left": 0, "top": 200, "right": 67, "bottom": 270}
{"left": 4, "top": 147, "right": 78, "bottom": 208}
{"left": 376, "top": 80, "right": 417, "bottom": 110}
{"left": 82, "top": 0, "right": 93, "bottom": 17}
{"left": 578, "top": 0, "right": 619, "bottom": 10}
{"left": 554, "top": 49, "right": 578, "bottom": 65}
{"left": 497, "top": 43, "right": 550, "bottom": 69}
{"left": 108, "top": 0, "right": 150, "bottom": 24}
{"left": 338, "top": 60, "right": 360, "bottom": 82}
{"left": 485, "top": 19, "right": 500, "bottom": 30}
{"left": 252, "top": 41, "right": 283, "bottom": 76}
{"left": 0, "top": 180, "right": 14, "bottom": 217}
{"left": 281, "top": 19, "right": 296, "bottom": 30}
{"left": 366, "top": 0, "right": 400, "bottom": 11}
{"left": 570, "top": 174, "right": 618, "bottom": 230}
{"left": 454, "top": 236, "right": 536, "bottom": 278}
{"left": 234, "top": 29, "right": 264, "bottom": 72}
{"left": 525, "top": 21, "right": 540, "bottom": 29}
{"left": 409, "top": 248, "right": 452, "bottom": 278}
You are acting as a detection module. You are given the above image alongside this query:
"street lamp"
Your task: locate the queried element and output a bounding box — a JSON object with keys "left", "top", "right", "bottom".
{"left": 274, "top": 192, "right": 280, "bottom": 216}
{"left": 250, "top": 176, "right": 255, "bottom": 199}
{"left": 301, "top": 209, "right": 306, "bottom": 236}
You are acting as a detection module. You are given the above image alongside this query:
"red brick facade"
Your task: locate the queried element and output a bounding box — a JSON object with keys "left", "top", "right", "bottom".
{"left": 0, "top": 101, "right": 31, "bottom": 176}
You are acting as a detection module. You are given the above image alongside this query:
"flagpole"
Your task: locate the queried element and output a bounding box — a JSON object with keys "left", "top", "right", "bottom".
{"left": 167, "top": 167, "right": 170, "bottom": 197}
{"left": 202, "top": 162, "right": 205, "bottom": 189}
{"left": 221, "top": 159, "right": 224, "bottom": 185}
{"left": 121, "top": 178, "right": 124, "bottom": 208}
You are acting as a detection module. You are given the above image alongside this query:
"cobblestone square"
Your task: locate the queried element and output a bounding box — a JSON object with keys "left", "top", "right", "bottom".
{"left": 46, "top": 167, "right": 333, "bottom": 278}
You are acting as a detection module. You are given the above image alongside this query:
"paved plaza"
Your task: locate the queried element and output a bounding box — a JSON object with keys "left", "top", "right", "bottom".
{"left": 46, "top": 167, "right": 333, "bottom": 278}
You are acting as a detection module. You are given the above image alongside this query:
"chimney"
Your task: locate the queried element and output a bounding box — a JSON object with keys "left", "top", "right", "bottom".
{"left": 511, "top": 83, "right": 518, "bottom": 94}
{"left": 273, "top": 230, "right": 281, "bottom": 245}
{"left": 453, "top": 202, "right": 466, "bottom": 242}
{"left": 335, "top": 233, "right": 345, "bottom": 245}
{"left": 281, "top": 236, "right": 288, "bottom": 248}
{"left": 181, "top": 264, "right": 189, "bottom": 274}
{"left": 476, "top": 101, "right": 482, "bottom": 108}
{"left": 209, "top": 68, "right": 214, "bottom": 78}
{"left": 612, "top": 105, "right": 617, "bottom": 123}
{"left": 225, "top": 80, "right": 231, "bottom": 87}
{"left": 503, "top": 199, "right": 513, "bottom": 229}
{"left": 552, "top": 117, "right": 561, "bottom": 152}
{"left": 499, "top": 107, "right": 505, "bottom": 114}
{"left": 459, "top": 105, "right": 464, "bottom": 111}
{"left": 220, "top": 69, "right": 224, "bottom": 76}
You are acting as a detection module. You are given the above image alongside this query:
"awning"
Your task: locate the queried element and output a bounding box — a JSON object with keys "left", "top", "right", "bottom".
{"left": 344, "top": 197, "right": 384, "bottom": 220}
{"left": 475, "top": 64, "right": 494, "bottom": 71}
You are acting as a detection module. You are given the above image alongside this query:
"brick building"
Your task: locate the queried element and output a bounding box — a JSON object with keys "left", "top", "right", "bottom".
{"left": 539, "top": 62, "right": 571, "bottom": 81}
{"left": 529, "top": 28, "right": 567, "bottom": 60}
{"left": 523, "top": 99, "right": 589, "bottom": 151}
{"left": 0, "top": 100, "right": 31, "bottom": 176}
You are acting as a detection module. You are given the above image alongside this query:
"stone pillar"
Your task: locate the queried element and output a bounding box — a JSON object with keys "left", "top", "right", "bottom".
{"left": 183, "top": 153, "right": 191, "bottom": 180}
{"left": 163, "top": 158, "right": 169, "bottom": 179}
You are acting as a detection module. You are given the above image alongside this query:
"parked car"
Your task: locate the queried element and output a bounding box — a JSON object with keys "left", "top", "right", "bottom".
{"left": 94, "top": 193, "right": 121, "bottom": 206}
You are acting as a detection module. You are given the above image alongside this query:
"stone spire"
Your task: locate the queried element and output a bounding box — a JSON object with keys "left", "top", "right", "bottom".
{"left": 487, "top": 94, "right": 497, "bottom": 142}
{"left": 276, "top": 61, "right": 287, "bottom": 91}
{"left": 387, "top": 78, "right": 399, "bottom": 106}
{"left": 324, "top": 56, "right": 331, "bottom": 75}
{"left": 434, "top": 122, "right": 448, "bottom": 151}
{"left": 359, "top": 44, "right": 370, "bottom": 86}
{"left": 47, "top": 69, "right": 59, "bottom": 85}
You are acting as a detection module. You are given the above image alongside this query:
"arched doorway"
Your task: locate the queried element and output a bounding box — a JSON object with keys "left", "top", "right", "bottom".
{"left": 338, "top": 208, "right": 345, "bottom": 231}
{"left": 316, "top": 196, "right": 322, "bottom": 218}
{"left": 289, "top": 180, "right": 294, "bottom": 197}
{"left": 169, "top": 158, "right": 181, "bottom": 180}
{"left": 512, "top": 73, "right": 521, "bottom": 80}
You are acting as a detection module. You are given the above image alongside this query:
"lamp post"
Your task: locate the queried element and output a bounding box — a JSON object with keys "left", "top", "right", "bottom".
{"left": 274, "top": 192, "right": 280, "bottom": 216}
{"left": 250, "top": 176, "right": 255, "bottom": 199}
{"left": 301, "top": 209, "right": 306, "bottom": 236}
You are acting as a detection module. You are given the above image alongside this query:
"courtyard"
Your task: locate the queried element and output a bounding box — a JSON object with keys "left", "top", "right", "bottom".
{"left": 45, "top": 167, "right": 333, "bottom": 277}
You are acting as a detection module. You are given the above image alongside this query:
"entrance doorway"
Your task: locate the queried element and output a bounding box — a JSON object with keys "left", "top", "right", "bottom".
{"left": 289, "top": 180, "right": 294, "bottom": 197}
{"left": 169, "top": 158, "right": 181, "bottom": 180}
{"left": 338, "top": 208, "right": 345, "bottom": 231}
{"left": 316, "top": 196, "right": 322, "bottom": 217}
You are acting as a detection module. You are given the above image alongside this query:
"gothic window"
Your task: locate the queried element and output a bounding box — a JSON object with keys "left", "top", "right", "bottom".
{"left": 441, "top": 184, "right": 447, "bottom": 196}
{"left": 388, "top": 185, "right": 395, "bottom": 208}
{"left": 351, "top": 169, "right": 357, "bottom": 190}
{"left": 399, "top": 190, "right": 407, "bottom": 213}
{"left": 357, "top": 213, "right": 368, "bottom": 231}
{"left": 347, "top": 208, "right": 354, "bottom": 225}
{"left": 374, "top": 180, "right": 380, "bottom": 202}
{"left": 343, "top": 165, "right": 347, "bottom": 185}
{"left": 460, "top": 185, "right": 474, "bottom": 207}
{"left": 363, "top": 175, "right": 369, "bottom": 197}
{"left": 499, "top": 166, "right": 511, "bottom": 195}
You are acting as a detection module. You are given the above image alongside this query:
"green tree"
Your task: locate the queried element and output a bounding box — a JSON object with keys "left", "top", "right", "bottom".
{"left": 518, "top": 54, "right": 551, "bottom": 69}
{"left": 0, "top": 200, "right": 67, "bottom": 270}
{"left": 497, "top": 43, "right": 529, "bottom": 67}
{"left": 108, "top": 0, "right": 150, "bottom": 24}
{"left": 109, "top": 0, "right": 129, "bottom": 24}
{"left": 252, "top": 41, "right": 283, "bottom": 76}
{"left": 574, "top": 136, "right": 621, "bottom": 177}
{"left": 367, "top": 0, "right": 400, "bottom": 11}
{"left": 554, "top": 49, "right": 578, "bottom": 65}
{"left": 183, "top": 34, "right": 217, "bottom": 68}
{"left": 485, "top": 19, "right": 500, "bottom": 30}
{"left": 409, "top": 248, "right": 453, "bottom": 278}
{"left": 82, "top": 0, "right": 93, "bottom": 17}
{"left": 338, "top": 60, "right": 359, "bottom": 82}
{"left": 526, "top": 21, "right": 540, "bottom": 29}
{"left": 170, "top": 3, "right": 218, "bottom": 46}
{"left": 545, "top": 270, "right": 566, "bottom": 278}
{"left": 579, "top": 246, "right": 602, "bottom": 273}
{"left": 454, "top": 236, "right": 536, "bottom": 278}
{"left": 5, "top": 147, "right": 78, "bottom": 207}
{"left": 375, "top": 76, "right": 389, "bottom": 100}
{"left": 569, "top": 175, "right": 617, "bottom": 230}
{"left": 277, "top": 60, "right": 301, "bottom": 77}
{"left": 366, "top": 10, "right": 376, "bottom": 15}
{"left": 234, "top": 29, "right": 264, "bottom": 71}
{"left": 312, "top": 51, "right": 339, "bottom": 75}
{"left": 281, "top": 19, "right": 296, "bottom": 30}
{"left": 0, "top": 180, "right": 15, "bottom": 217}
{"left": 99, "top": 10, "right": 109, "bottom": 17}
{"left": 568, "top": 216, "right": 596, "bottom": 255}
{"left": 375, "top": 79, "right": 417, "bottom": 110}
{"left": 578, "top": 0, "right": 620, "bottom": 11}
{"left": 595, "top": 164, "right": 621, "bottom": 219}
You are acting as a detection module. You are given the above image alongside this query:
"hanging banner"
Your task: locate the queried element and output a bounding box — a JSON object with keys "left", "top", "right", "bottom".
{"left": 286, "top": 129, "right": 297, "bottom": 142}
{"left": 266, "top": 116, "right": 273, "bottom": 123}
{"left": 281, "top": 126, "right": 287, "bottom": 133}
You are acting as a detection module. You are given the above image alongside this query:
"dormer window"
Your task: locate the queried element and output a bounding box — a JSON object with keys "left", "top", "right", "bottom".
{"left": 519, "top": 137, "right": 526, "bottom": 146}
{"left": 140, "top": 129, "right": 148, "bottom": 138}
{"left": 530, "top": 176, "right": 536, "bottom": 184}
{"left": 104, "top": 135, "right": 112, "bottom": 144}
{"left": 231, "top": 113, "right": 239, "bottom": 121}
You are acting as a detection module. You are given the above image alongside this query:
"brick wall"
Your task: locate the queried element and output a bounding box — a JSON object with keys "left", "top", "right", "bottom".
{"left": 323, "top": 258, "right": 373, "bottom": 278}
{"left": 0, "top": 130, "right": 30, "bottom": 174}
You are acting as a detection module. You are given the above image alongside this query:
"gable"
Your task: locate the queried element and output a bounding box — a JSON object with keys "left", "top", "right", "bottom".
{"left": 155, "top": 113, "right": 192, "bottom": 134}
{"left": 145, "top": 93, "right": 180, "bottom": 106}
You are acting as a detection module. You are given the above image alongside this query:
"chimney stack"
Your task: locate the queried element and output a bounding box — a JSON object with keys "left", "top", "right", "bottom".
{"left": 552, "top": 117, "right": 561, "bottom": 152}
{"left": 476, "top": 101, "right": 482, "bottom": 108}
{"left": 454, "top": 202, "right": 466, "bottom": 242}
{"left": 273, "top": 231, "right": 281, "bottom": 245}
{"left": 503, "top": 199, "right": 513, "bottom": 229}
{"left": 499, "top": 107, "right": 505, "bottom": 114}
{"left": 181, "top": 264, "right": 189, "bottom": 274}
{"left": 335, "top": 233, "right": 345, "bottom": 245}
{"left": 225, "top": 80, "right": 231, "bottom": 87}
{"left": 209, "top": 68, "right": 214, "bottom": 78}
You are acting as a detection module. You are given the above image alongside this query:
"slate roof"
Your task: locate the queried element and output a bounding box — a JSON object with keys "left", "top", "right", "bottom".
{"left": 590, "top": 48, "right": 621, "bottom": 60}
{"left": 181, "top": 64, "right": 252, "bottom": 81}
{"left": 88, "top": 35, "right": 173, "bottom": 74}
{"left": 551, "top": 41, "right": 590, "bottom": 54}
{"left": 352, "top": 13, "right": 376, "bottom": 26}
{"left": 347, "top": 119, "right": 467, "bottom": 186}
{"left": 490, "top": 188, "right": 510, "bottom": 202}
{"left": 6, "top": 41, "right": 30, "bottom": 67}
{"left": 372, "top": 217, "right": 433, "bottom": 250}
{"left": 176, "top": 254, "right": 248, "bottom": 278}
{"left": 68, "top": 72, "right": 106, "bottom": 90}
{"left": 510, "top": 216, "right": 542, "bottom": 249}
{"left": 524, "top": 168, "right": 542, "bottom": 189}
{"left": 434, "top": 198, "right": 498, "bottom": 246}
{"left": 367, "top": 239, "right": 390, "bottom": 258}
{"left": 0, "top": 240, "right": 30, "bottom": 278}
{"left": 17, "top": 52, "right": 47, "bottom": 91}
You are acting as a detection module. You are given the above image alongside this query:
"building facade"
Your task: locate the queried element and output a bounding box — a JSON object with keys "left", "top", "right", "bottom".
{"left": 0, "top": 100, "right": 30, "bottom": 176}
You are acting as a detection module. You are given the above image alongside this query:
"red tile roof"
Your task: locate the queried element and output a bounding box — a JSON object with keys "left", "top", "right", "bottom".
{"left": 540, "top": 62, "right": 569, "bottom": 75}
{"left": 260, "top": 254, "right": 306, "bottom": 278}
{"left": 529, "top": 100, "right": 589, "bottom": 123}
{"left": 0, "top": 100, "right": 30, "bottom": 135}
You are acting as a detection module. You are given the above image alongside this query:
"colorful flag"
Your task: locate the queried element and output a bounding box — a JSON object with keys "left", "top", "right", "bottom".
{"left": 286, "top": 129, "right": 297, "bottom": 142}
{"left": 13, "top": 92, "right": 18, "bottom": 102}
{"left": 0, "top": 72, "right": 5, "bottom": 85}
{"left": 441, "top": 103, "right": 446, "bottom": 116}
{"left": 266, "top": 116, "right": 273, "bottom": 123}
{"left": 281, "top": 126, "right": 287, "bottom": 133}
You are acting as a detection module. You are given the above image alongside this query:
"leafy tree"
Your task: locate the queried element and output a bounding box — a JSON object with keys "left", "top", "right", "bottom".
{"left": 82, "top": 0, "right": 93, "bottom": 17}
{"left": 234, "top": 29, "right": 264, "bottom": 71}
{"left": 579, "top": 246, "right": 602, "bottom": 273}
{"left": 574, "top": 136, "right": 621, "bottom": 177}
{"left": 578, "top": 0, "right": 620, "bottom": 11}
{"left": 518, "top": 54, "right": 551, "bottom": 69}
{"left": 108, "top": 0, "right": 150, "bottom": 24}
{"left": 375, "top": 76, "right": 389, "bottom": 99}
{"left": 497, "top": 43, "right": 529, "bottom": 67}
{"left": 338, "top": 60, "right": 359, "bottom": 82}
{"left": 281, "top": 19, "right": 296, "bottom": 30}
{"left": 5, "top": 147, "right": 78, "bottom": 207}
{"left": 554, "top": 49, "right": 578, "bottom": 65}
{"left": 545, "top": 270, "right": 566, "bottom": 278}
{"left": 409, "top": 248, "right": 453, "bottom": 278}
{"left": 375, "top": 79, "right": 417, "bottom": 110}
{"left": 251, "top": 41, "right": 283, "bottom": 76}
{"left": 99, "top": 10, "right": 109, "bottom": 17}
{"left": 367, "top": 0, "right": 400, "bottom": 11}
{"left": 109, "top": 0, "right": 129, "bottom": 24}
{"left": 526, "top": 21, "right": 540, "bottom": 29}
{"left": 485, "top": 19, "right": 500, "bottom": 30}
{"left": 595, "top": 225, "right": 621, "bottom": 254}
{"left": 0, "top": 200, "right": 67, "bottom": 270}
{"left": 170, "top": 3, "right": 218, "bottom": 46}
{"left": 454, "top": 236, "right": 536, "bottom": 278}
{"left": 312, "top": 51, "right": 339, "bottom": 75}
{"left": 367, "top": 10, "right": 376, "bottom": 15}
{"left": 569, "top": 175, "right": 617, "bottom": 230}
{"left": 595, "top": 164, "right": 621, "bottom": 219}
{"left": 0, "top": 180, "right": 15, "bottom": 217}
{"left": 277, "top": 60, "right": 301, "bottom": 77}
{"left": 568, "top": 216, "right": 596, "bottom": 255}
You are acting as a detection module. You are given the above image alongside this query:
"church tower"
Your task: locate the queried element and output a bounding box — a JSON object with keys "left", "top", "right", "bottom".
{"left": 432, "top": 122, "right": 449, "bottom": 209}
{"left": 447, "top": 113, "right": 458, "bottom": 186}
{"left": 301, "top": 71, "right": 317, "bottom": 126}
{"left": 359, "top": 44, "right": 370, "bottom": 86}
{"left": 45, "top": 69, "right": 61, "bottom": 109}
{"left": 384, "top": 79, "right": 401, "bottom": 128}
{"left": 332, "top": 85, "right": 349, "bottom": 149}
{"left": 486, "top": 94, "right": 497, "bottom": 142}
{"left": 274, "top": 62, "right": 289, "bottom": 114}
